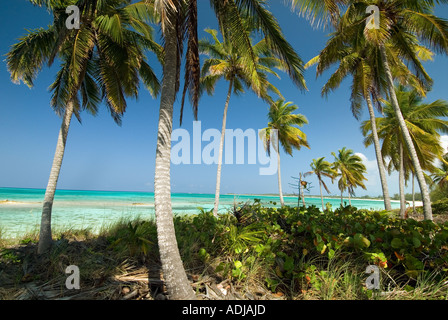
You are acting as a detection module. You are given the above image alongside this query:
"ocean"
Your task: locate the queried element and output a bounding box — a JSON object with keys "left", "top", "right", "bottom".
{"left": 0, "top": 187, "right": 400, "bottom": 239}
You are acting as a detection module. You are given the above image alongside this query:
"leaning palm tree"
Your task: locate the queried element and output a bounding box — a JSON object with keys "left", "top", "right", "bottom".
{"left": 305, "top": 21, "right": 433, "bottom": 211}
{"left": 362, "top": 85, "right": 448, "bottom": 218}
{"left": 293, "top": 0, "right": 448, "bottom": 220}
{"left": 332, "top": 147, "right": 367, "bottom": 206}
{"left": 304, "top": 157, "right": 337, "bottom": 212}
{"left": 151, "top": 0, "right": 307, "bottom": 299}
{"left": 260, "top": 99, "right": 309, "bottom": 207}
{"left": 7, "top": 0, "right": 161, "bottom": 254}
{"left": 199, "top": 27, "right": 292, "bottom": 217}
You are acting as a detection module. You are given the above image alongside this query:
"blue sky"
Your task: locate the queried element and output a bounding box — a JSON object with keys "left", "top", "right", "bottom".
{"left": 1, "top": 1, "right": 448, "bottom": 197}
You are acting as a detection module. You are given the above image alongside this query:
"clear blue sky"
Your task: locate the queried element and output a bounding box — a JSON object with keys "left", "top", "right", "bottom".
{"left": 1, "top": 1, "right": 448, "bottom": 197}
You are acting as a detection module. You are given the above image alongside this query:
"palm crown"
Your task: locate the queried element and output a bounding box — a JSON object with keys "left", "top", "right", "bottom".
{"left": 332, "top": 147, "right": 367, "bottom": 198}
{"left": 7, "top": 0, "right": 162, "bottom": 123}
{"left": 261, "top": 99, "right": 310, "bottom": 156}
{"left": 199, "top": 28, "right": 284, "bottom": 105}
{"left": 6, "top": 0, "right": 162, "bottom": 255}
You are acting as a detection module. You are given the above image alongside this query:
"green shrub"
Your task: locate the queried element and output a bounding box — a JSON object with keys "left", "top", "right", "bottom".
{"left": 432, "top": 199, "right": 448, "bottom": 215}
{"left": 108, "top": 220, "right": 156, "bottom": 258}
{"left": 195, "top": 201, "right": 448, "bottom": 294}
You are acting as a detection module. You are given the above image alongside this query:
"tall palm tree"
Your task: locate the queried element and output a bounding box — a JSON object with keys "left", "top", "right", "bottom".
{"left": 151, "top": 0, "right": 307, "bottom": 300}
{"left": 305, "top": 21, "right": 433, "bottom": 212}
{"left": 260, "top": 99, "right": 309, "bottom": 207}
{"left": 304, "top": 157, "right": 337, "bottom": 212}
{"left": 7, "top": 0, "right": 161, "bottom": 254}
{"left": 332, "top": 147, "right": 367, "bottom": 206}
{"left": 295, "top": 0, "right": 448, "bottom": 220}
{"left": 199, "top": 27, "right": 289, "bottom": 217}
{"left": 362, "top": 85, "right": 448, "bottom": 217}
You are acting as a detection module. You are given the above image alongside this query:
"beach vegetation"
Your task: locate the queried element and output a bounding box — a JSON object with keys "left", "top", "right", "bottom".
{"left": 1, "top": 202, "right": 448, "bottom": 300}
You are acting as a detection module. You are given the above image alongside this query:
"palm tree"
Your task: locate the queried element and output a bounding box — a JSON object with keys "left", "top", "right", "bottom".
{"left": 332, "top": 147, "right": 367, "bottom": 206}
{"left": 305, "top": 20, "right": 434, "bottom": 212}
{"left": 362, "top": 85, "right": 448, "bottom": 218}
{"left": 151, "top": 0, "right": 307, "bottom": 299}
{"left": 304, "top": 157, "right": 337, "bottom": 212}
{"left": 7, "top": 0, "right": 161, "bottom": 254}
{"left": 292, "top": 0, "right": 448, "bottom": 220}
{"left": 199, "top": 27, "right": 291, "bottom": 217}
{"left": 293, "top": 0, "right": 448, "bottom": 220}
{"left": 260, "top": 99, "right": 309, "bottom": 207}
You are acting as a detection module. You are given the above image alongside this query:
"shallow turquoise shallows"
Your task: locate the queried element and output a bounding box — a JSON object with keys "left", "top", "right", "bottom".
{"left": 0, "top": 187, "right": 400, "bottom": 239}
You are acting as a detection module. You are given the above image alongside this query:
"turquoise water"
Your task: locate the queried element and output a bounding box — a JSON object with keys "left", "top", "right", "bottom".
{"left": 0, "top": 187, "right": 400, "bottom": 239}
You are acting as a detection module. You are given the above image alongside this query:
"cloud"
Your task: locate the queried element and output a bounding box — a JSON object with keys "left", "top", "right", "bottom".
{"left": 441, "top": 135, "right": 448, "bottom": 154}
{"left": 355, "top": 152, "right": 380, "bottom": 188}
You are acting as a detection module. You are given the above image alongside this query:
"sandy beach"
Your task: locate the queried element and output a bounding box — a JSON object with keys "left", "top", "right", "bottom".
{"left": 0, "top": 200, "right": 34, "bottom": 205}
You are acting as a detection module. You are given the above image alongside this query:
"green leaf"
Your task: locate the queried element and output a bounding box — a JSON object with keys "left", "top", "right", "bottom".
{"left": 328, "top": 249, "right": 335, "bottom": 259}
{"left": 215, "top": 263, "right": 225, "bottom": 273}
{"left": 391, "top": 238, "right": 403, "bottom": 249}
{"left": 354, "top": 233, "right": 370, "bottom": 249}
{"left": 412, "top": 237, "right": 422, "bottom": 248}
{"left": 284, "top": 256, "right": 294, "bottom": 272}
{"left": 234, "top": 260, "right": 243, "bottom": 269}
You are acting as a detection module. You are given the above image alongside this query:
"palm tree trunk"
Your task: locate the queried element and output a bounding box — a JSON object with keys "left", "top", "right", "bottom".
{"left": 412, "top": 173, "right": 416, "bottom": 214}
{"left": 38, "top": 100, "right": 74, "bottom": 255}
{"left": 341, "top": 190, "right": 343, "bottom": 206}
{"left": 348, "top": 191, "right": 351, "bottom": 206}
{"left": 213, "top": 78, "right": 233, "bottom": 217}
{"left": 399, "top": 143, "right": 406, "bottom": 219}
{"left": 154, "top": 25, "right": 195, "bottom": 300}
{"left": 366, "top": 94, "right": 392, "bottom": 210}
{"left": 300, "top": 181, "right": 306, "bottom": 207}
{"left": 319, "top": 180, "right": 324, "bottom": 212}
{"left": 380, "top": 45, "right": 433, "bottom": 221}
{"left": 277, "top": 150, "right": 284, "bottom": 206}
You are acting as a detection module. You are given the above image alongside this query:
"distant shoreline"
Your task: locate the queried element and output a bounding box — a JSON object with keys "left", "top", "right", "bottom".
{"left": 1, "top": 189, "right": 422, "bottom": 208}
{"left": 226, "top": 194, "right": 423, "bottom": 207}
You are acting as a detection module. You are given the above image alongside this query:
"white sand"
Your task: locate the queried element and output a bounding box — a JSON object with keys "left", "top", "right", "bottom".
{"left": 410, "top": 201, "right": 423, "bottom": 207}
{"left": 0, "top": 200, "right": 41, "bottom": 205}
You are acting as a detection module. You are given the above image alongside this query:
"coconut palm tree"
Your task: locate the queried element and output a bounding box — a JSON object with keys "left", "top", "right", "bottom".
{"left": 7, "top": 0, "right": 161, "bottom": 254}
{"left": 293, "top": 0, "right": 448, "bottom": 220}
{"left": 362, "top": 85, "right": 448, "bottom": 218}
{"left": 305, "top": 20, "right": 433, "bottom": 212}
{"left": 260, "top": 99, "right": 309, "bottom": 207}
{"left": 331, "top": 147, "right": 367, "bottom": 206}
{"left": 199, "top": 27, "right": 291, "bottom": 216}
{"left": 304, "top": 157, "right": 337, "bottom": 212}
{"left": 151, "top": 0, "right": 307, "bottom": 299}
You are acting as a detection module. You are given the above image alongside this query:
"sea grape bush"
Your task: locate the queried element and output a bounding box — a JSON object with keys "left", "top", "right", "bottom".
{"left": 180, "top": 200, "right": 448, "bottom": 293}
